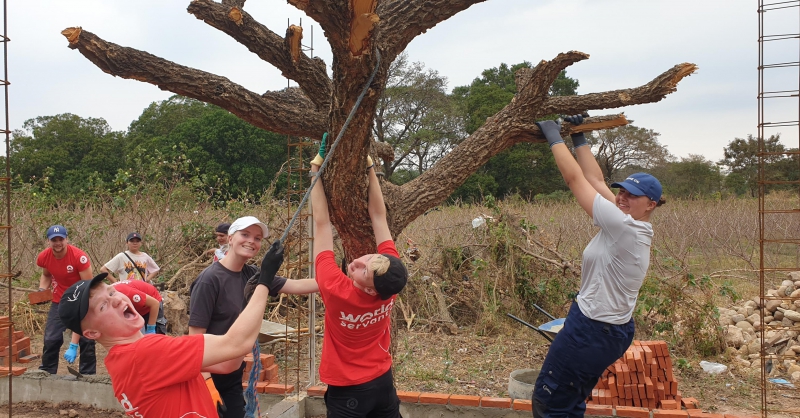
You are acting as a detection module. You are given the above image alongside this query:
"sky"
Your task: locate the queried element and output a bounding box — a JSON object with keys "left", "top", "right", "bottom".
{"left": 6, "top": 0, "right": 797, "bottom": 162}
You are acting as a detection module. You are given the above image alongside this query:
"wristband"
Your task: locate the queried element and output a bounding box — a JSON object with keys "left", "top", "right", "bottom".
{"left": 38, "top": 287, "right": 46, "bottom": 292}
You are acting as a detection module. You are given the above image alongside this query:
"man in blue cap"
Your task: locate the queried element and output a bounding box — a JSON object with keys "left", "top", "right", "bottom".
{"left": 36, "top": 224, "right": 96, "bottom": 375}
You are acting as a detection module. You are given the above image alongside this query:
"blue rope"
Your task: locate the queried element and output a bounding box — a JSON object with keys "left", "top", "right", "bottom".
{"left": 244, "top": 343, "right": 263, "bottom": 418}
{"left": 244, "top": 50, "right": 383, "bottom": 418}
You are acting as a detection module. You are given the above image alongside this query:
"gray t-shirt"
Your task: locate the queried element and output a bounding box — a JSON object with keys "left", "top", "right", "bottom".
{"left": 576, "top": 194, "right": 653, "bottom": 324}
{"left": 189, "top": 262, "right": 286, "bottom": 335}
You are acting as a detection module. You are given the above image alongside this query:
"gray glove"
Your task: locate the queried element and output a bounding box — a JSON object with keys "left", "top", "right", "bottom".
{"left": 534, "top": 120, "right": 564, "bottom": 148}
{"left": 563, "top": 113, "right": 589, "bottom": 149}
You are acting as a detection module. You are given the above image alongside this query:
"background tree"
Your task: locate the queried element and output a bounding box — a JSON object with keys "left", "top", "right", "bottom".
{"left": 128, "top": 101, "right": 287, "bottom": 198}
{"left": 374, "top": 53, "right": 465, "bottom": 183}
{"left": 62, "top": 0, "right": 695, "bottom": 256}
{"left": 10, "top": 114, "right": 124, "bottom": 195}
{"left": 718, "top": 134, "right": 793, "bottom": 197}
{"left": 591, "top": 125, "right": 674, "bottom": 182}
{"left": 651, "top": 154, "right": 723, "bottom": 198}
{"left": 450, "top": 64, "right": 578, "bottom": 201}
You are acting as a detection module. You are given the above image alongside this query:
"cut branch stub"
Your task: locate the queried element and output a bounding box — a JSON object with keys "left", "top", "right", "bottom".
{"left": 228, "top": 7, "right": 243, "bottom": 26}
{"left": 286, "top": 25, "right": 303, "bottom": 63}
{"left": 350, "top": 0, "right": 379, "bottom": 56}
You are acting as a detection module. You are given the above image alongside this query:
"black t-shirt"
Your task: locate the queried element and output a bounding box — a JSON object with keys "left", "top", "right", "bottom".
{"left": 188, "top": 262, "right": 287, "bottom": 335}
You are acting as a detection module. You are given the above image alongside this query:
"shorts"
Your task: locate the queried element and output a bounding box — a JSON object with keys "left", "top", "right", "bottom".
{"left": 324, "top": 369, "right": 401, "bottom": 418}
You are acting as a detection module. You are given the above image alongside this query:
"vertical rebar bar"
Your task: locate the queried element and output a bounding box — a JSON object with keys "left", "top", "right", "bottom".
{"left": 3, "top": 0, "right": 11, "bottom": 412}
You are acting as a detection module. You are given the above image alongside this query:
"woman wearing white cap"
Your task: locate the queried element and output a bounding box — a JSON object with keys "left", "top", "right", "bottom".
{"left": 530, "top": 115, "right": 666, "bottom": 418}
{"left": 188, "top": 216, "right": 318, "bottom": 417}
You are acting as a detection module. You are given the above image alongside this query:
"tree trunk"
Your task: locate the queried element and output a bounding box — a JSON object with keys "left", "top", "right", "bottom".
{"left": 62, "top": 1, "right": 696, "bottom": 258}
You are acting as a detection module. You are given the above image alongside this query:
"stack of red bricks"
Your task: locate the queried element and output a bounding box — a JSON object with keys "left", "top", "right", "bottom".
{"left": 241, "top": 352, "right": 295, "bottom": 395}
{"left": 588, "top": 340, "right": 681, "bottom": 410}
{"left": 0, "top": 316, "right": 37, "bottom": 376}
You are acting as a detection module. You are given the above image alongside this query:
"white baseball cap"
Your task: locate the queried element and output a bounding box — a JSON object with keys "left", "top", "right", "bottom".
{"left": 228, "top": 216, "right": 269, "bottom": 238}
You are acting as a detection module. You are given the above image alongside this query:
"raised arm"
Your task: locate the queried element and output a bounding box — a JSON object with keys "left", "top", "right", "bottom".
{"left": 202, "top": 242, "right": 283, "bottom": 369}
{"left": 367, "top": 163, "right": 392, "bottom": 245}
{"left": 536, "top": 119, "right": 600, "bottom": 218}
{"left": 565, "top": 115, "right": 615, "bottom": 203}
{"left": 310, "top": 136, "right": 334, "bottom": 260}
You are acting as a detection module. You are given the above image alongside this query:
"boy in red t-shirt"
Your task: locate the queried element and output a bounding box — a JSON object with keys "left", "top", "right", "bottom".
{"left": 309, "top": 136, "right": 408, "bottom": 418}
{"left": 57, "top": 242, "right": 284, "bottom": 418}
{"left": 35, "top": 224, "right": 96, "bottom": 375}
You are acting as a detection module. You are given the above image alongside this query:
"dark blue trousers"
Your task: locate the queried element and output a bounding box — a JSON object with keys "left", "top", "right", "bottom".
{"left": 532, "top": 303, "right": 634, "bottom": 418}
{"left": 40, "top": 301, "right": 96, "bottom": 375}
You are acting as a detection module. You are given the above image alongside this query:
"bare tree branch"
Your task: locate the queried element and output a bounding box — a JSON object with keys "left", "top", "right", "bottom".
{"left": 61, "top": 27, "right": 326, "bottom": 137}
{"left": 287, "top": 0, "right": 351, "bottom": 55}
{"left": 385, "top": 53, "right": 696, "bottom": 234}
{"left": 540, "top": 63, "right": 698, "bottom": 115}
{"left": 221, "top": 0, "right": 246, "bottom": 8}
{"left": 188, "top": 0, "right": 331, "bottom": 110}
{"left": 378, "top": 0, "right": 487, "bottom": 57}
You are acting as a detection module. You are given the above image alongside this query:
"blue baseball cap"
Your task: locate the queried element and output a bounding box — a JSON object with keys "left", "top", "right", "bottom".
{"left": 46, "top": 225, "right": 68, "bottom": 240}
{"left": 611, "top": 173, "right": 662, "bottom": 202}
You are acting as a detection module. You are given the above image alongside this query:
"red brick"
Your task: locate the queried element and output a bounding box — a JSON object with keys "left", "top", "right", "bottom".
{"left": 263, "top": 364, "right": 279, "bottom": 381}
{"left": 263, "top": 383, "right": 294, "bottom": 394}
{"left": 660, "top": 399, "right": 679, "bottom": 410}
{"left": 260, "top": 353, "right": 275, "bottom": 368}
{"left": 687, "top": 412, "right": 723, "bottom": 418}
{"left": 396, "top": 391, "right": 420, "bottom": 403}
{"left": 512, "top": 399, "right": 532, "bottom": 411}
{"left": 255, "top": 382, "right": 269, "bottom": 393}
{"left": 723, "top": 415, "right": 760, "bottom": 418}
{"left": 418, "top": 393, "right": 449, "bottom": 405}
{"left": 615, "top": 405, "right": 651, "bottom": 418}
{"left": 480, "top": 397, "right": 512, "bottom": 409}
{"left": 27, "top": 289, "right": 52, "bottom": 305}
{"left": 682, "top": 397, "right": 699, "bottom": 409}
{"left": 17, "top": 354, "right": 40, "bottom": 363}
{"left": 653, "top": 409, "right": 689, "bottom": 418}
{"left": 307, "top": 385, "right": 327, "bottom": 397}
{"left": 0, "top": 366, "right": 26, "bottom": 376}
{"left": 242, "top": 382, "right": 248, "bottom": 389}
{"left": 448, "top": 394, "right": 480, "bottom": 407}
{"left": 584, "top": 404, "right": 613, "bottom": 416}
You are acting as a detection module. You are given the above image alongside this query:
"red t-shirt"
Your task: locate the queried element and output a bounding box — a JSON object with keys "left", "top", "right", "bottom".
{"left": 111, "top": 281, "right": 161, "bottom": 316}
{"left": 315, "top": 240, "right": 399, "bottom": 386}
{"left": 36, "top": 245, "right": 91, "bottom": 303}
{"left": 105, "top": 334, "right": 217, "bottom": 418}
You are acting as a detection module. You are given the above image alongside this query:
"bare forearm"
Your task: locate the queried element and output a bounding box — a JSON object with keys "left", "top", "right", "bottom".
{"left": 367, "top": 167, "right": 386, "bottom": 219}
{"left": 575, "top": 146, "right": 604, "bottom": 183}
{"left": 310, "top": 166, "right": 330, "bottom": 227}
{"left": 100, "top": 266, "right": 117, "bottom": 282}
{"left": 223, "top": 285, "right": 269, "bottom": 353}
{"left": 38, "top": 274, "right": 52, "bottom": 290}
{"left": 280, "top": 279, "right": 319, "bottom": 295}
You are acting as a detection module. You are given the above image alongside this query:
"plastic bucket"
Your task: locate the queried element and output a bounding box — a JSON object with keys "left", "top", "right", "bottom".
{"left": 508, "top": 368, "right": 539, "bottom": 400}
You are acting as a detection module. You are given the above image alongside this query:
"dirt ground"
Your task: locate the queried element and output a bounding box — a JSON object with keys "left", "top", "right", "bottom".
{"left": 0, "top": 401, "right": 125, "bottom": 417}
{"left": 4, "top": 328, "right": 797, "bottom": 417}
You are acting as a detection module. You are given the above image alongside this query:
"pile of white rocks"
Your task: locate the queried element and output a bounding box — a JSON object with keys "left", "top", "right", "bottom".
{"left": 718, "top": 272, "right": 800, "bottom": 380}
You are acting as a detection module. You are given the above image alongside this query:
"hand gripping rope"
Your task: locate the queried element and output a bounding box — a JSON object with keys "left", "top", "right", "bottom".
{"left": 243, "top": 50, "right": 382, "bottom": 418}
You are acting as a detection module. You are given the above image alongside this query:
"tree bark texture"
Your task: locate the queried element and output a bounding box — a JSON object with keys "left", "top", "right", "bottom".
{"left": 63, "top": 2, "right": 696, "bottom": 258}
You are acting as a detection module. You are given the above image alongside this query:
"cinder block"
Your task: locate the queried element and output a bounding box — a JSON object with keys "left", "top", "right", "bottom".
{"left": 396, "top": 391, "right": 420, "bottom": 403}
{"left": 511, "top": 399, "right": 532, "bottom": 411}
{"left": 615, "top": 405, "right": 651, "bottom": 418}
{"left": 418, "top": 393, "right": 449, "bottom": 405}
{"left": 480, "top": 397, "right": 512, "bottom": 409}
{"left": 448, "top": 394, "right": 480, "bottom": 407}
{"left": 306, "top": 385, "right": 327, "bottom": 397}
